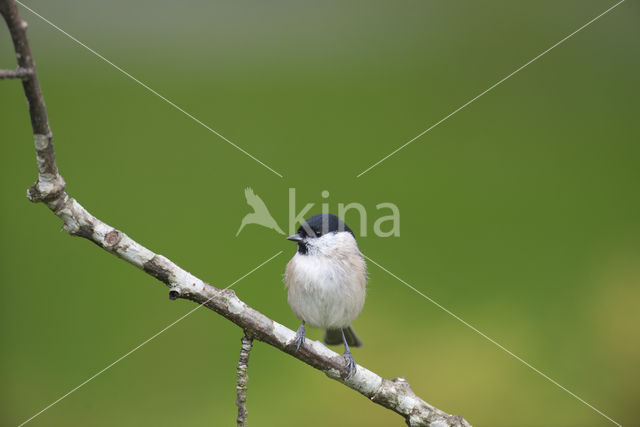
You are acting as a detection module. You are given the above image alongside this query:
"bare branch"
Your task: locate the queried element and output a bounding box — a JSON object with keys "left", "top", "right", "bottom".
{"left": 236, "top": 332, "right": 254, "bottom": 427}
{"left": 1, "top": 1, "right": 470, "bottom": 425}
{"left": 0, "top": 0, "right": 65, "bottom": 203}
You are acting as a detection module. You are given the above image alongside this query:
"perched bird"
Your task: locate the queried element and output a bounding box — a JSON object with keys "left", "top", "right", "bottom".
{"left": 284, "top": 213, "right": 367, "bottom": 377}
{"left": 236, "top": 187, "right": 284, "bottom": 236}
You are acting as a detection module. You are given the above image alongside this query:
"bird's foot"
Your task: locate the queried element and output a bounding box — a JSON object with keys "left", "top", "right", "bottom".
{"left": 343, "top": 349, "right": 357, "bottom": 378}
{"left": 294, "top": 322, "right": 306, "bottom": 352}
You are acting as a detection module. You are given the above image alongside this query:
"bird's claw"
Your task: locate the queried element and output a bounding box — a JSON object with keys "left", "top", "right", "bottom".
{"left": 343, "top": 350, "right": 357, "bottom": 378}
{"left": 294, "top": 323, "right": 305, "bottom": 352}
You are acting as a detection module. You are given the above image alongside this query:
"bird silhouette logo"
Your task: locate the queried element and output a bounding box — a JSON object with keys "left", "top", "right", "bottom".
{"left": 236, "top": 187, "right": 285, "bottom": 236}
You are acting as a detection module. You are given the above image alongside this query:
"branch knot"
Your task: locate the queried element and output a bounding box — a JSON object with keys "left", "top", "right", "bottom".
{"left": 27, "top": 174, "right": 66, "bottom": 203}
{"left": 168, "top": 289, "right": 180, "bottom": 300}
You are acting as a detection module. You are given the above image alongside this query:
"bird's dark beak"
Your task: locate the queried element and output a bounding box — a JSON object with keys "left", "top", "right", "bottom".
{"left": 287, "top": 234, "right": 303, "bottom": 242}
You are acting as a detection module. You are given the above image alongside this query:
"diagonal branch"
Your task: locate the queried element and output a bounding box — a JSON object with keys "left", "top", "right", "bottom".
{"left": 0, "top": 1, "right": 470, "bottom": 426}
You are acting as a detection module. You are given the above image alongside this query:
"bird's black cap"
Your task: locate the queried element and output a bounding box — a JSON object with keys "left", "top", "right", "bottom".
{"left": 297, "top": 213, "right": 354, "bottom": 238}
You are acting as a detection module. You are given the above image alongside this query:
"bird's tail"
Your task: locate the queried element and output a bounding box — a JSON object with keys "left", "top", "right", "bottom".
{"left": 324, "top": 326, "right": 362, "bottom": 348}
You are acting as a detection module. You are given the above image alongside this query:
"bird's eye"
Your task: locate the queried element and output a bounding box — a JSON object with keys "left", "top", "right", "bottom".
{"left": 314, "top": 230, "right": 322, "bottom": 237}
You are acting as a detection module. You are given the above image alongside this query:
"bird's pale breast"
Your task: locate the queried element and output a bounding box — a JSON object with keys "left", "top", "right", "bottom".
{"left": 285, "top": 251, "right": 366, "bottom": 329}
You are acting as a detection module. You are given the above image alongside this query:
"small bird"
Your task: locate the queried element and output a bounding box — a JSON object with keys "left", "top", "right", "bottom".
{"left": 284, "top": 213, "right": 367, "bottom": 377}
{"left": 236, "top": 187, "right": 284, "bottom": 236}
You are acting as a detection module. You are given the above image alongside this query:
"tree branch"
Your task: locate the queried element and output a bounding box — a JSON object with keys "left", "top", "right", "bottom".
{"left": 1, "top": 1, "right": 471, "bottom": 425}
{"left": 236, "top": 332, "right": 254, "bottom": 427}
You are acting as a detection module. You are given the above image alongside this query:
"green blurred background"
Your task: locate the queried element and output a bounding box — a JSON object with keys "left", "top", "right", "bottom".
{"left": 1, "top": 1, "right": 639, "bottom": 426}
